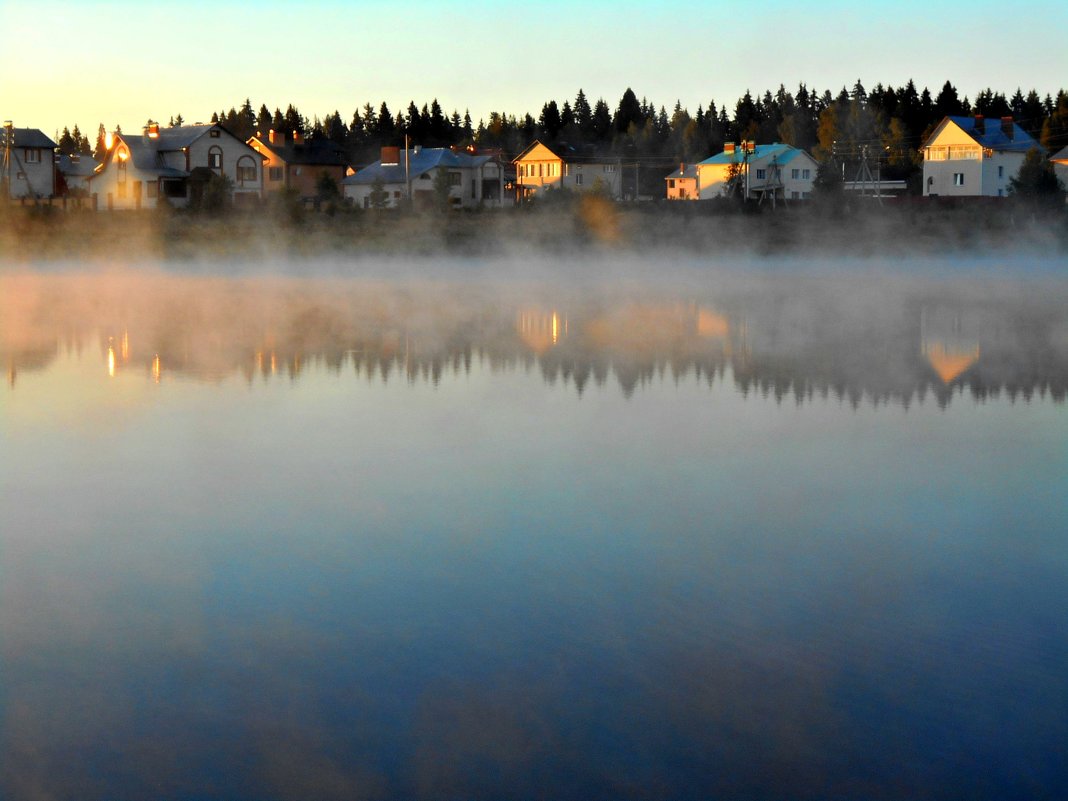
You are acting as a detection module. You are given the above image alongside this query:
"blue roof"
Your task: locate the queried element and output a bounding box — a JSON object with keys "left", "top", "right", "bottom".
{"left": 343, "top": 148, "right": 492, "bottom": 185}
{"left": 942, "top": 116, "right": 1039, "bottom": 153}
{"left": 698, "top": 143, "right": 805, "bottom": 166}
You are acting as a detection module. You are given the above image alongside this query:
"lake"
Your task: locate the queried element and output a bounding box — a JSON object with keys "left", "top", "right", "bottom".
{"left": 2, "top": 257, "right": 1067, "bottom": 801}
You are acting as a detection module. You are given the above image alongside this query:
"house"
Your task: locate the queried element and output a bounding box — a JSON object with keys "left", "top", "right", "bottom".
{"left": 514, "top": 140, "right": 623, "bottom": 201}
{"left": 921, "top": 116, "right": 1039, "bottom": 198}
{"left": 342, "top": 146, "right": 506, "bottom": 209}
{"left": 56, "top": 152, "right": 100, "bottom": 195}
{"left": 87, "top": 122, "right": 263, "bottom": 210}
{"left": 694, "top": 143, "right": 817, "bottom": 201}
{"left": 664, "top": 164, "right": 699, "bottom": 200}
{"left": 2, "top": 124, "right": 57, "bottom": 199}
{"left": 247, "top": 130, "right": 350, "bottom": 201}
{"left": 1052, "top": 146, "right": 1068, "bottom": 190}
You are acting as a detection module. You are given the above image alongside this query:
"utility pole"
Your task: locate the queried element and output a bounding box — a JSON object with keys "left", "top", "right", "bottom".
{"left": 404, "top": 133, "right": 411, "bottom": 206}
{"left": 2, "top": 121, "right": 12, "bottom": 200}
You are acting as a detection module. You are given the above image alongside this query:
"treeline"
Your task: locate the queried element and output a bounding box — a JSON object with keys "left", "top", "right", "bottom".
{"left": 57, "top": 80, "right": 1068, "bottom": 178}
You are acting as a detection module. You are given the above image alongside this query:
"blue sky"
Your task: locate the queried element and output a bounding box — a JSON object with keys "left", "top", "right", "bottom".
{"left": 3, "top": 0, "right": 1066, "bottom": 139}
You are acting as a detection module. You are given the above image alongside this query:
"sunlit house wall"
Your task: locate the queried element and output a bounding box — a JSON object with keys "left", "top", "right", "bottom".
{"left": 922, "top": 116, "right": 1034, "bottom": 198}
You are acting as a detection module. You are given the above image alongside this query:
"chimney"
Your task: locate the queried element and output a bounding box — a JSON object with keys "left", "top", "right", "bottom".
{"left": 292, "top": 130, "right": 304, "bottom": 145}
{"left": 1001, "top": 116, "right": 1014, "bottom": 140}
{"left": 974, "top": 115, "right": 984, "bottom": 135}
{"left": 269, "top": 129, "right": 281, "bottom": 145}
{"left": 680, "top": 162, "right": 685, "bottom": 175}
{"left": 380, "top": 146, "right": 400, "bottom": 165}
{"left": 724, "top": 142, "right": 736, "bottom": 156}
{"left": 143, "top": 121, "right": 160, "bottom": 138}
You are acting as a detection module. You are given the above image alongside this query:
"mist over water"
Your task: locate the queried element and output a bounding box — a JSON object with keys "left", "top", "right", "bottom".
{"left": 2, "top": 256, "right": 1067, "bottom": 801}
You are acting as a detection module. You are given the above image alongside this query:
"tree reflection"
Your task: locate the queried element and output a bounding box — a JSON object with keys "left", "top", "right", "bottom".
{"left": 2, "top": 271, "right": 1067, "bottom": 407}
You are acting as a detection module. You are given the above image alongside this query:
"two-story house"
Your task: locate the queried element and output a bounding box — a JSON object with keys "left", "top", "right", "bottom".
{"left": 342, "top": 146, "right": 505, "bottom": 209}
{"left": 2, "top": 124, "right": 57, "bottom": 199}
{"left": 88, "top": 123, "right": 263, "bottom": 210}
{"left": 921, "top": 116, "right": 1039, "bottom": 198}
{"left": 664, "top": 164, "right": 699, "bottom": 200}
{"left": 693, "top": 143, "right": 817, "bottom": 201}
{"left": 514, "top": 140, "right": 623, "bottom": 201}
{"left": 247, "top": 130, "right": 350, "bottom": 202}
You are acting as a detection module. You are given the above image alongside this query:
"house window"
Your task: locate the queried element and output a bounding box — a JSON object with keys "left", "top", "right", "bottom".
{"left": 756, "top": 169, "right": 766, "bottom": 180}
{"left": 953, "top": 173, "right": 964, "bottom": 186}
{"left": 448, "top": 171, "right": 461, "bottom": 186}
{"left": 791, "top": 169, "right": 800, "bottom": 179}
{"left": 998, "top": 165, "right": 1004, "bottom": 179}
{"left": 576, "top": 174, "right": 583, "bottom": 186}
{"left": 802, "top": 169, "right": 811, "bottom": 179}
{"left": 117, "top": 181, "right": 127, "bottom": 198}
{"left": 210, "top": 129, "right": 221, "bottom": 138}
{"left": 564, "top": 164, "right": 570, "bottom": 177}
{"left": 236, "top": 156, "right": 257, "bottom": 183}
{"left": 117, "top": 160, "right": 127, "bottom": 182}
{"left": 604, "top": 164, "right": 616, "bottom": 173}
{"left": 791, "top": 191, "right": 800, "bottom": 199}
{"left": 679, "top": 188, "right": 687, "bottom": 199}
{"left": 147, "top": 181, "right": 158, "bottom": 199}
{"left": 668, "top": 179, "right": 676, "bottom": 189}
{"left": 208, "top": 148, "right": 222, "bottom": 170}
{"left": 949, "top": 145, "right": 979, "bottom": 160}
{"left": 269, "top": 166, "right": 283, "bottom": 181}
{"left": 364, "top": 196, "right": 370, "bottom": 208}
{"left": 25, "top": 149, "right": 40, "bottom": 164}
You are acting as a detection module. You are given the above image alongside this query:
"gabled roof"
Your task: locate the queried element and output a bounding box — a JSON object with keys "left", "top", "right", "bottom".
{"left": 89, "top": 133, "right": 188, "bottom": 182}
{"left": 250, "top": 135, "right": 349, "bottom": 167}
{"left": 56, "top": 153, "right": 100, "bottom": 178}
{"left": 514, "top": 139, "right": 619, "bottom": 165}
{"left": 8, "top": 128, "right": 57, "bottom": 149}
{"left": 926, "top": 116, "right": 1040, "bottom": 153}
{"left": 1052, "top": 145, "right": 1068, "bottom": 162}
{"left": 665, "top": 165, "right": 699, "bottom": 180}
{"left": 698, "top": 143, "right": 807, "bottom": 166}
{"left": 342, "top": 148, "right": 490, "bottom": 186}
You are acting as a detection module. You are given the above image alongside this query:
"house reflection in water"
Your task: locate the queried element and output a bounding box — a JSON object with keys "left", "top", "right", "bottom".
{"left": 516, "top": 309, "right": 567, "bottom": 355}
{"left": 921, "top": 307, "right": 981, "bottom": 384}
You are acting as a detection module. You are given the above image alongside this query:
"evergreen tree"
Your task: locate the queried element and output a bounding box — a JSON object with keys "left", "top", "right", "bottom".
{"left": 613, "top": 88, "right": 643, "bottom": 135}
{"left": 539, "top": 100, "right": 562, "bottom": 140}
{"left": 57, "top": 127, "right": 75, "bottom": 156}
{"left": 1009, "top": 147, "right": 1064, "bottom": 207}
{"left": 94, "top": 123, "right": 108, "bottom": 161}
{"left": 574, "top": 89, "right": 593, "bottom": 137}
{"left": 257, "top": 104, "right": 272, "bottom": 134}
{"left": 591, "top": 99, "right": 612, "bottom": 143}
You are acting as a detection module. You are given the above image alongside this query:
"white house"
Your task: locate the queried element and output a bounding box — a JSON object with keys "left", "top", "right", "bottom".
{"left": 513, "top": 140, "right": 623, "bottom": 201}
{"left": 694, "top": 143, "right": 818, "bottom": 201}
{"left": 921, "top": 116, "right": 1039, "bottom": 198}
{"left": 2, "top": 125, "right": 57, "bottom": 199}
{"left": 88, "top": 123, "right": 263, "bottom": 210}
{"left": 342, "top": 146, "right": 506, "bottom": 209}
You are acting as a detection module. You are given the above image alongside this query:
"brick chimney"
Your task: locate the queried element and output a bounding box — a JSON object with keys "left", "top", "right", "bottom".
{"left": 380, "top": 146, "right": 400, "bottom": 165}
{"left": 974, "top": 115, "right": 984, "bottom": 135}
{"left": 269, "top": 129, "right": 281, "bottom": 145}
{"left": 724, "top": 142, "right": 736, "bottom": 155}
{"left": 292, "top": 130, "right": 304, "bottom": 145}
{"left": 1001, "top": 116, "right": 1015, "bottom": 140}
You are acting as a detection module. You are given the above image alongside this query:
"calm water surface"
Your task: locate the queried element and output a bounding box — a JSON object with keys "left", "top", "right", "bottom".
{"left": 1, "top": 260, "right": 1067, "bottom": 800}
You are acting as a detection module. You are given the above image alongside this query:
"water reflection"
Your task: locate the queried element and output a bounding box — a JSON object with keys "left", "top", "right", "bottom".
{"left": 2, "top": 264, "right": 1067, "bottom": 801}
{"left": 3, "top": 270, "right": 1067, "bottom": 406}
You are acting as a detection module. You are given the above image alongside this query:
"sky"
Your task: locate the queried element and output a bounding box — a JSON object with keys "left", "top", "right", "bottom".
{"left": 3, "top": 0, "right": 1067, "bottom": 140}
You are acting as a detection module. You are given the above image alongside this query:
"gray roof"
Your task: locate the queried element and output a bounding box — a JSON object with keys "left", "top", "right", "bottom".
{"left": 56, "top": 153, "right": 100, "bottom": 178}
{"left": 665, "top": 165, "right": 699, "bottom": 180}
{"left": 8, "top": 127, "right": 57, "bottom": 149}
{"left": 343, "top": 148, "right": 491, "bottom": 186}
{"left": 1052, "top": 145, "right": 1068, "bottom": 162}
{"left": 253, "top": 136, "right": 350, "bottom": 167}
